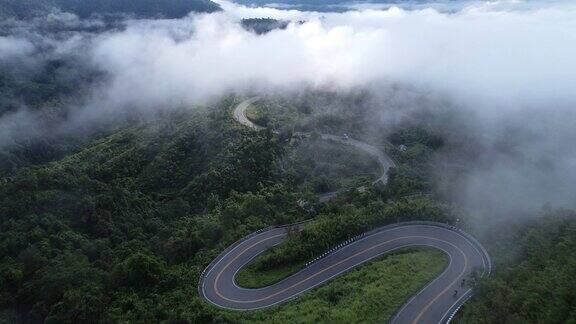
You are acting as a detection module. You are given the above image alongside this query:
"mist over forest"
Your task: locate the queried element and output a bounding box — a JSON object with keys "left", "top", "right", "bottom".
{"left": 2, "top": 0, "right": 575, "bottom": 215}
{"left": 0, "top": 0, "right": 575, "bottom": 323}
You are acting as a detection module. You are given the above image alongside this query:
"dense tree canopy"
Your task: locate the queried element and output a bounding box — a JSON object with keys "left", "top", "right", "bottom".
{"left": 460, "top": 210, "right": 576, "bottom": 323}
{"left": 0, "top": 80, "right": 574, "bottom": 322}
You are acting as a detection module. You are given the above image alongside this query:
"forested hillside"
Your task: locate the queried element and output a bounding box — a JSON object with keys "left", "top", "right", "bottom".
{"left": 241, "top": 18, "right": 289, "bottom": 35}
{"left": 460, "top": 210, "right": 576, "bottom": 323}
{"left": 0, "top": 92, "right": 458, "bottom": 322}
{"left": 0, "top": 0, "right": 220, "bottom": 20}
{"left": 0, "top": 98, "right": 290, "bottom": 322}
{"left": 1, "top": 0, "right": 575, "bottom": 322}
{"left": 1, "top": 77, "right": 575, "bottom": 322}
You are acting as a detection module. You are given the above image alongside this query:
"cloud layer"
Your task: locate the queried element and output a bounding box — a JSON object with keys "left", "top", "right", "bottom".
{"left": 73, "top": 1, "right": 576, "bottom": 118}
{"left": 2, "top": 0, "right": 576, "bottom": 215}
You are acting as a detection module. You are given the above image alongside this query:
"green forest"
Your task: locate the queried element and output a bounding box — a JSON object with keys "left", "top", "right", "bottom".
{"left": 1, "top": 88, "right": 575, "bottom": 322}
{"left": 1, "top": 3, "right": 576, "bottom": 321}
{"left": 1, "top": 88, "right": 574, "bottom": 322}
{"left": 459, "top": 210, "right": 576, "bottom": 323}
{"left": 0, "top": 94, "right": 454, "bottom": 322}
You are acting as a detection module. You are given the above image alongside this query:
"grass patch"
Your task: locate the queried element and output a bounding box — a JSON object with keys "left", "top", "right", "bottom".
{"left": 224, "top": 248, "right": 448, "bottom": 323}
{"left": 235, "top": 248, "right": 306, "bottom": 289}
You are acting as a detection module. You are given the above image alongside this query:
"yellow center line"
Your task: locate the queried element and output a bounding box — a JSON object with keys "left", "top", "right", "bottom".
{"left": 213, "top": 234, "right": 285, "bottom": 300}
{"left": 213, "top": 234, "right": 466, "bottom": 307}
{"left": 411, "top": 242, "right": 468, "bottom": 324}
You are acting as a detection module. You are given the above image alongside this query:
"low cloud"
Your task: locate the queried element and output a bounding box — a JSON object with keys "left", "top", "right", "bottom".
{"left": 2, "top": 1, "right": 576, "bottom": 215}
{"left": 82, "top": 1, "right": 576, "bottom": 111}
{"left": 0, "top": 36, "right": 35, "bottom": 61}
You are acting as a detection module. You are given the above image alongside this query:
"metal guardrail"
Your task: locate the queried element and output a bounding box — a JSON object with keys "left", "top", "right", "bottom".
{"left": 199, "top": 98, "right": 493, "bottom": 319}
{"left": 198, "top": 219, "right": 491, "bottom": 324}
{"left": 198, "top": 219, "right": 491, "bottom": 301}
{"left": 445, "top": 293, "right": 472, "bottom": 324}
{"left": 302, "top": 221, "right": 491, "bottom": 275}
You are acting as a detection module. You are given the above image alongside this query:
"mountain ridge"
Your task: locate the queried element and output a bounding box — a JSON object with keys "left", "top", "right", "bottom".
{"left": 0, "top": 0, "right": 221, "bottom": 20}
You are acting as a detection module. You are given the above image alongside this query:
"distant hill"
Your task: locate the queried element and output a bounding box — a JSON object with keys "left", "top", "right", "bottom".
{"left": 0, "top": 0, "right": 221, "bottom": 20}
{"left": 241, "top": 18, "right": 289, "bottom": 35}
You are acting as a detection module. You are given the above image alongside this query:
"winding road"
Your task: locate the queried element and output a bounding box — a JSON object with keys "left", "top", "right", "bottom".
{"left": 198, "top": 98, "right": 491, "bottom": 323}
{"left": 319, "top": 133, "right": 395, "bottom": 184}
{"left": 233, "top": 97, "right": 396, "bottom": 190}
{"left": 233, "top": 96, "right": 265, "bottom": 131}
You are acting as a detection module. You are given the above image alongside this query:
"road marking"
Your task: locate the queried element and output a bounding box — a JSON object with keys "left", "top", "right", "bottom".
{"left": 203, "top": 228, "right": 285, "bottom": 293}
{"left": 213, "top": 233, "right": 284, "bottom": 300}
{"left": 217, "top": 97, "right": 490, "bottom": 318}
{"left": 391, "top": 245, "right": 453, "bottom": 324}
{"left": 439, "top": 288, "right": 472, "bottom": 324}
{"left": 411, "top": 242, "right": 468, "bottom": 324}
{"left": 212, "top": 234, "right": 465, "bottom": 306}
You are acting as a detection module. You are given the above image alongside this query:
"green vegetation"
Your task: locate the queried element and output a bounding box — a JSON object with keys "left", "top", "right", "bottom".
{"left": 459, "top": 210, "right": 576, "bottom": 323}
{"left": 281, "top": 136, "right": 381, "bottom": 194}
{"left": 241, "top": 18, "right": 289, "bottom": 35}
{"left": 0, "top": 98, "right": 308, "bottom": 322}
{"left": 243, "top": 97, "right": 384, "bottom": 194}
{"left": 245, "top": 98, "right": 307, "bottom": 131}
{"left": 1, "top": 2, "right": 574, "bottom": 322}
{"left": 245, "top": 196, "right": 456, "bottom": 275}
{"left": 0, "top": 49, "right": 106, "bottom": 176}
{"left": 248, "top": 95, "right": 439, "bottom": 199}
{"left": 0, "top": 91, "right": 457, "bottom": 322}
{"left": 2, "top": 86, "right": 574, "bottom": 322}
{"left": 233, "top": 249, "right": 448, "bottom": 323}
{"left": 235, "top": 245, "right": 306, "bottom": 288}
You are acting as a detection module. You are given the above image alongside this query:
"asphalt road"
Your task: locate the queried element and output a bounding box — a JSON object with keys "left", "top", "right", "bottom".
{"left": 233, "top": 96, "right": 265, "bottom": 130}
{"left": 200, "top": 222, "right": 490, "bottom": 323}
{"left": 319, "top": 133, "right": 395, "bottom": 184}
{"left": 232, "top": 97, "right": 396, "bottom": 188}
{"left": 220, "top": 98, "right": 491, "bottom": 323}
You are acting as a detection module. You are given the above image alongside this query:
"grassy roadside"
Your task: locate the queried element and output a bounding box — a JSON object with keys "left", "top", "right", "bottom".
{"left": 229, "top": 248, "right": 448, "bottom": 323}
{"left": 235, "top": 246, "right": 307, "bottom": 288}
{"left": 235, "top": 260, "right": 305, "bottom": 288}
